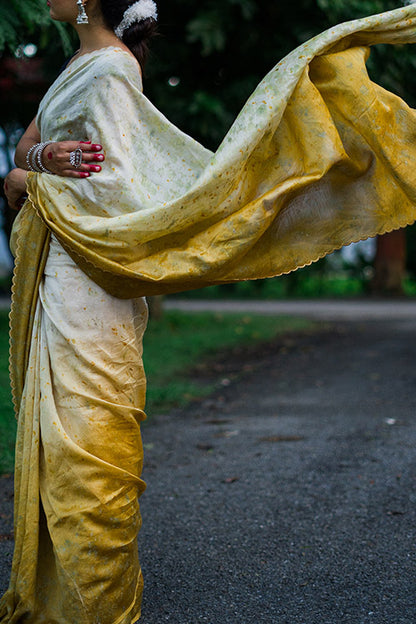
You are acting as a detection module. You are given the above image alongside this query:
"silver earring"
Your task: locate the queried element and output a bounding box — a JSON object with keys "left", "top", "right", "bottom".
{"left": 76, "top": 0, "right": 89, "bottom": 24}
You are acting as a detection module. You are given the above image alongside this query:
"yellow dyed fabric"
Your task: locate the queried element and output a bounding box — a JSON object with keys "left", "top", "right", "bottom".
{"left": 4, "top": 5, "right": 416, "bottom": 624}
{"left": 2, "top": 236, "right": 148, "bottom": 624}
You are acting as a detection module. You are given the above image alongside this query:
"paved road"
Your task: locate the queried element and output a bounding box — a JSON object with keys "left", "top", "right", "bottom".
{"left": 165, "top": 297, "right": 416, "bottom": 321}
{"left": 0, "top": 312, "right": 415, "bottom": 623}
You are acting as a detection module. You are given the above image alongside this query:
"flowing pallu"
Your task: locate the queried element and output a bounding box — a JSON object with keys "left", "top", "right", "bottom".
{"left": 4, "top": 5, "right": 416, "bottom": 623}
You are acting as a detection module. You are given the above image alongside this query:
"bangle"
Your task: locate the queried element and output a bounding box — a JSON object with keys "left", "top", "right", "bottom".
{"left": 27, "top": 143, "right": 43, "bottom": 172}
{"left": 36, "top": 142, "right": 54, "bottom": 174}
{"left": 26, "top": 144, "right": 38, "bottom": 171}
{"left": 25, "top": 142, "right": 54, "bottom": 174}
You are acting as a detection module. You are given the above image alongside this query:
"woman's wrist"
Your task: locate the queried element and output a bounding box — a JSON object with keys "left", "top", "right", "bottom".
{"left": 15, "top": 136, "right": 39, "bottom": 170}
{"left": 26, "top": 142, "right": 54, "bottom": 174}
{"left": 4, "top": 168, "right": 30, "bottom": 211}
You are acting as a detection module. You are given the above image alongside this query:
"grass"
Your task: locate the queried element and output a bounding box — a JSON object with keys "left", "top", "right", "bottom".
{"left": 143, "top": 311, "right": 311, "bottom": 413}
{"left": 0, "top": 309, "right": 311, "bottom": 475}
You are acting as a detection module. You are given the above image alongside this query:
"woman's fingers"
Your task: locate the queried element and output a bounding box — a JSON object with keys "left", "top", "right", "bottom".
{"left": 64, "top": 161, "right": 102, "bottom": 174}
{"left": 66, "top": 142, "right": 105, "bottom": 173}
{"left": 81, "top": 152, "right": 105, "bottom": 163}
{"left": 42, "top": 141, "right": 105, "bottom": 177}
{"left": 72, "top": 163, "right": 102, "bottom": 174}
{"left": 61, "top": 168, "right": 91, "bottom": 178}
{"left": 75, "top": 141, "right": 105, "bottom": 163}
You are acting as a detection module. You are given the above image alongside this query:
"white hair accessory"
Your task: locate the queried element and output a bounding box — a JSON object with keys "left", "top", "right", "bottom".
{"left": 114, "top": 0, "right": 157, "bottom": 38}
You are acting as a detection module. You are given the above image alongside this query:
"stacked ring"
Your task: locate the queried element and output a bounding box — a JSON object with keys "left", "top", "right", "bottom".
{"left": 69, "top": 148, "right": 83, "bottom": 168}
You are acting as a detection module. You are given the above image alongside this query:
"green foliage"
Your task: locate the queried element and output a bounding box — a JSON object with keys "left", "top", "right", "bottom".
{"left": 146, "top": 0, "right": 328, "bottom": 148}
{"left": 171, "top": 268, "right": 368, "bottom": 300}
{"left": 406, "top": 222, "right": 416, "bottom": 279}
{"left": 316, "top": 0, "right": 395, "bottom": 21}
{"left": 186, "top": 0, "right": 257, "bottom": 56}
{"left": 0, "top": 0, "right": 48, "bottom": 51}
{"left": 0, "top": 0, "right": 74, "bottom": 56}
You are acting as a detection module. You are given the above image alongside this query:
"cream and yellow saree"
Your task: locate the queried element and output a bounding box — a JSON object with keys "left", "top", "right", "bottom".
{"left": 3, "top": 5, "right": 416, "bottom": 623}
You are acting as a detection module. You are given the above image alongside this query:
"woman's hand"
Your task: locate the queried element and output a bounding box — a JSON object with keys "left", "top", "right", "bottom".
{"left": 3, "top": 168, "right": 29, "bottom": 211}
{"left": 40, "top": 140, "right": 105, "bottom": 178}
{"left": 14, "top": 118, "right": 105, "bottom": 178}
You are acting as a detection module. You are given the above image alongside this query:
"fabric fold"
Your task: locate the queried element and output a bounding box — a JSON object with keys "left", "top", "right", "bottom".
{"left": 2, "top": 237, "right": 148, "bottom": 624}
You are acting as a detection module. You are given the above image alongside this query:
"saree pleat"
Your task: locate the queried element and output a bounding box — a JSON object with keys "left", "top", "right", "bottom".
{"left": 3, "top": 303, "right": 42, "bottom": 623}
{"left": 1, "top": 238, "right": 148, "bottom": 624}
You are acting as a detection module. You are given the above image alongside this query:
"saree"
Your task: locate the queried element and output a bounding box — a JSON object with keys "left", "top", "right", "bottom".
{"left": 3, "top": 4, "right": 416, "bottom": 623}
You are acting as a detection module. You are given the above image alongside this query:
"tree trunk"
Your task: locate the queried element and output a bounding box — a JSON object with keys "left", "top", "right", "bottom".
{"left": 371, "top": 229, "right": 406, "bottom": 296}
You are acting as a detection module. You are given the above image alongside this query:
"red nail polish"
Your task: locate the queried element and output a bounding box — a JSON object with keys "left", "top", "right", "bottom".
{"left": 89, "top": 165, "right": 101, "bottom": 172}
{"left": 47, "top": 151, "right": 53, "bottom": 160}
{"left": 96, "top": 154, "right": 104, "bottom": 161}
{"left": 91, "top": 144, "right": 102, "bottom": 150}
{"left": 80, "top": 172, "right": 90, "bottom": 178}
{"left": 80, "top": 141, "right": 91, "bottom": 144}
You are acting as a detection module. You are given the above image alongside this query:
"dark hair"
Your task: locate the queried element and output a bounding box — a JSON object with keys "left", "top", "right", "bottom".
{"left": 100, "top": 1, "right": 158, "bottom": 69}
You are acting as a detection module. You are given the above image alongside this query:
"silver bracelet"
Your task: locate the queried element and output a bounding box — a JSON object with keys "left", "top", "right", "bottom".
{"left": 26, "top": 144, "right": 39, "bottom": 171}
{"left": 36, "top": 142, "right": 54, "bottom": 174}
{"left": 27, "top": 143, "right": 44, "bottom": 172}
{"left": 31, "top": 145, "right": 43, "bottom": 172}
{"left": 26, "top": 142, "right": 54, "bottom": 174}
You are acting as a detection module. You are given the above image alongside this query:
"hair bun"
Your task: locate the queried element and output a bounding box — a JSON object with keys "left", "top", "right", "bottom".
{"left": 114, "top": 0, "right": 158, "bottom": 39}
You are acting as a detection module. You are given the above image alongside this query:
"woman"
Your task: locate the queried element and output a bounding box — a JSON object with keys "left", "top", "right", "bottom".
{"left": 3, "top": 1, "right": 416, "bottom": 622}
{"left": 2, "top": 2, "right": 157, "bottom": 623}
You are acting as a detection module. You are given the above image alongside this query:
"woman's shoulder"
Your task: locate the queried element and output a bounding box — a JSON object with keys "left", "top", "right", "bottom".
{"left": 87, "top": 47, "right": 143, "bottom": 92}
{"left": 62, "top": 46, "right": 142, "bottom": 88}
{"left": 91, "top": 46, "right": 141, "bottom": 78}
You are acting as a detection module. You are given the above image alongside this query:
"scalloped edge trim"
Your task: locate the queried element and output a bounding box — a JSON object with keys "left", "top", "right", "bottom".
{"left": 9, "top": 195, "right": 51, "bottom": 419}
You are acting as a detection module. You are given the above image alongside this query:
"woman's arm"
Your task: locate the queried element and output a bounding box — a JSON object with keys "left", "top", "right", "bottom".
{"left": 14, "top": 117, "right": 41, "bottom": 169}
{"left": 15, "top": 117, "right": 105, "bottom": 178}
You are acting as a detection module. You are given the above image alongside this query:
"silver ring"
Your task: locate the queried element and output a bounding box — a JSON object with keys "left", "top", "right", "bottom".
{"left": 69, "top": 148, "right": 83, "bottom": 169}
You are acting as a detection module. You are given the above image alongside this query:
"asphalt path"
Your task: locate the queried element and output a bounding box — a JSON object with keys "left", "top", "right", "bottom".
{"left": 165, "top": 297, "right": 416, "bottom": 321}
{"left": 0, "top": 303, "right": 415, "bottom": 623}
